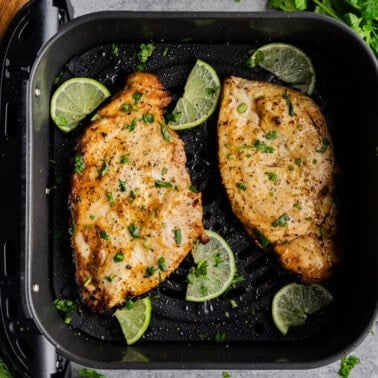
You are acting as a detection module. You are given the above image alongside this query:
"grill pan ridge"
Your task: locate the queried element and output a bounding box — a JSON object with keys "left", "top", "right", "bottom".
{"left": 26, "top": 12, "right": 378, "bottom": 369}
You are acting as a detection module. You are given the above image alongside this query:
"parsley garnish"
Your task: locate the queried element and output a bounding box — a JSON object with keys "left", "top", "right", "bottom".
{"left": 142, "top": 113, "right": 154, "bottom": 123}
{"left": 128, "top": 223, "right": 140, "bottom": 238}
{"left": 222, "top": 372, "right": 231, "bottom": 378}
{"left": 237, "top": 102, "right": 248, "bottom": 114}
{"left": 124, "top": 118, "right": 138, "bottom": 132}
{"left": 213, "top": 252, "right": 223, "bottom": 267}
{"left": 265, "top": 171, "right": 278, "bottom": 182}
{"left": 105, "top": 274, "right": 117, "bottom": 282}
{"left": 161, "top": 120, "right": 172, "bottom": 142}
{"left": 282, "top": 88, "right": 295, "bottom": 116}
{"left": 107, "top": 191, "right": 114, "bottom": 206}
{"left": 114, "top": 252, "right": 124, "bottom": 262}
{"left": 125, "top": 299, "right": 134, "bottom": 310}
{"left": 122, "top": 103, "right": 132, "bottom": 112}
{"left": 53, "top": 298, "right": 77, "bottom": 325}
{"left": 295, "top": 158, "right": 304, "bottom": 166}
{"left": 215, "top": 332, "right": 227, "bottom": 343}
{"left": 132, "top": 92, "right": 143, "bottom": 104}
{"left": 100, "top": 230, "right": 109, "bottom": 240}
{"left": 161, "top": 167, "right": 168, "bottom": 175}
{"left": 145, "top": 266, "right": 157, "bottom": 278}
{"left": 316, "top": 137, "right": 330, "bottom": 153}
{"left": 129, "top": 190, "right": 137, "bottom": 201}
{"left": 99, "top": 160, "right": 110, "bottom": 176}
{"left": 120, "top": 154, "right": 130, "bottom": 164}
{"left": 119, "top": 180, "right": 126, "bottom": 192}
{"left": 166, "top": 111, "right": 182, "bottom": 123}
{"left": 111, "top": 43, "right": 120, "bottom": 56}
{"left": 155, "top": 180, "right": 173, "bottom": 188}
{"left": 293, "top": 201, "right": 302, "bottom": 210}
{"left": 236, "top": 182, "right": 247, "bottom": 191}
{"left": 205, "top": 87, "right": 217, "bottom": 95}
{"left": 78, "top": 368, "right": 106, "bottom": 378}
{"left": 189, "top": 184, "right": 199, "bottom": 193}
{"left": 74, "top": 154, "right": 85, "bottom": 174}
{"left": 265, "top": 130, "right": 278, "bottom": 140}
{"left": 254, "top": 139, "right": 275, "bottom": 153}
{"left": 137, "top": 43, "right": 155, "bottom": 63}
{"left": 254, "top": 228, "right": 270, "bottom": 248}
{"left": 272, "top": 213, "right": 290, "bottom": 227}
{"left": 338, "top": 355, "right": 360, "bottom": 378}
{"left": 195, "top": 260, "right": 208, "bottom": 278}
{"left": 174, "top": 228, "right": 182, "bottom": 244}
{"left": 158, "top": 257, "right": 167, "bottom": 271}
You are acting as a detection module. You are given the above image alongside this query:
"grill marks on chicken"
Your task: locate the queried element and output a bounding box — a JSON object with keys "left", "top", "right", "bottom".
{"left": 70, "top": 73, "right": 207, "bottom": 312}
{"left": 217, "top": 77, "right": 339, "bottom": 283}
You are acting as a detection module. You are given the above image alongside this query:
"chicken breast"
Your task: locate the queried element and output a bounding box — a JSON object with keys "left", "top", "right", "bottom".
{"left": 218, "top": 77, "right": 339, "bottom": 283}
{"left": 70, "top": 72, "right": 207, "bottom": 312}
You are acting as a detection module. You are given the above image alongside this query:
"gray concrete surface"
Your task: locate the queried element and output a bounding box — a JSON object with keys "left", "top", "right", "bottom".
{"left": 69, "top": 1, "right": 377, "bottom": 377}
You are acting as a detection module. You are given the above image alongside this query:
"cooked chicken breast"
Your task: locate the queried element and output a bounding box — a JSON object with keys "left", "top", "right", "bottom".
{"left": 70, "top": 72, "right": 207, "bottom": 312}
{"left": 218, "top": 77, "right": 339, "bottom": 283}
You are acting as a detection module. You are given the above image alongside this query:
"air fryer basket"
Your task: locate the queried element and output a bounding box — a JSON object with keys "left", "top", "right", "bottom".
{"left": 26, "top": 12, "right": 378, "bottom": 369}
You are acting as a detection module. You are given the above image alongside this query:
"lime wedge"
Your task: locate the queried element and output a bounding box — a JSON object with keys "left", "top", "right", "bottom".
{"left": 272, "top": 283, "right": 332, "bottom": 335}
{"left": 168, "top": 59, "right": 221, "bottom": 130}
{"left": 50, "top": 77, "right": 111, "bottom": 133}
{"left": 186, "top": 230, "right": 236, "bottom": 302}
{"left": 114, "top": 297, "right": 152, "bottom": 345}
{"left": 247, "top": 43, "right": 316, "bottom": 95}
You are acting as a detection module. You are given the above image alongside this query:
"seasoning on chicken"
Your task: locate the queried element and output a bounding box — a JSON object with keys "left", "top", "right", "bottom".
{"left": 217, "top": 77, "right": 339, "bottom": 283}
{"left": 70, "top": 72, "right": 208, "bottom": 312}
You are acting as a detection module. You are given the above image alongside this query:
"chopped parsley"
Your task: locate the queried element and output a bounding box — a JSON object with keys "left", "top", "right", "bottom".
{"left": 200, "top": 285, "right": 208, "bottom": 296}
{"left": 100, "top": 230, "right": 110, "bottom": 240}
{"left": 125, "top": 299, "right": 134, "bottom": 310}
{"left": 272, "top": 213, "right": 290, "bottom": 227}
{"left": 124, "top": 118, "right": 138, "bottom": 132}
{"left": 158, "top": 257, "right": 167, "bottom": 271}
{"left": 316, "top": 137, "right": 330, "bottom": 153}
{"left": 107, "top": 192, "right": 114, "bottom": 206}
{"left": 195, "top": 259, "right": 208, "bottom": 278}
{"left": 53, "top": 298, "right": 77, "bottom": 325}
{"left": 161, "top": 167, "right": 168, "bottom": 175}
{"left": 205, "top": 87, "right": 217, "bottom": 95}
{"left": 161, "top": 120, "right": 172, "bottom": 142}
{"left": 105, "top": 274, "right": 117, "bottom": 282}
{"left": 99, "top": 160, "right": 110, "bottom": 176}
{"left": 230, "top": 299, "right": 238, "bottom": 309}
{"left": 265, "top": 130, "right": 278, "bottom": 140}
{"left": 265, "top": 171, "right": 278, "bottom": 182}
{"left": 162, "top": 47, "right": 169, "bottom": 56}
{"left": 122, "top": 103, "right": 132, "bottom": 112}
{"left": 120, "top": 154, "right": 130, "bottom": 164}
{"left": 174, "top": 228, "right": 182, "bottom": 244}
{"left": 254, "top": 139, "right": 275, "bottom": 153}
{"left": 128, "top": 223, "right": 140, "bottom": 238}
{"left": 155, "top": 180, "right": 173, "bottom": 188}
{"left": 145, "top": 266, "right": 157, "bottom": 278}
{"left": 288, "top": 165, "right": 295, "bottom": 171}
{"left": 293, "top": 201, "right": 302, "bottom": 210}
{"left": 254, "top": 228, "right": 270, "bottom": 248}
{"left": 114, "top": 252, "right": 124, "bottom": 262}
{"left": 119, "top": 180, "right": 126, "bottom": 192}
{"left": 237, "top": 102, "right": 248, "bottom": 114}
{"left": 89, "top": 214, "right": 96, "bottom": 220}
{"left": 166, "top": 111, "right": 182, "bottom": 123}
{"left": 132, "top": 92, "right": 143, "bottom": 104}
{"left": 222, "top": 372, "right": 231, "bottom": 378}
{"left": 78, "top": 368, "right": 106, "bottom": 378}
{"left": 189, "top": 184, "right": 199, "bottom": 193}
{"left": 74, "top": 154, "right": 85, "bottom": 174}
{"left": 338, "top": 355, "right": 360, "bottom": 378}
{"left": 319, "top": 225, "right": 325, "bottom": 239}
{"left": 236, "top": 182, "right": 247, "bottom": 191}
{"left": 295, "top": 158, "right": 304, "bottom": 166}
{"left": 129, "top": 190, "right": 137, "bottom": 201}
{"left": 142, "top": 113, "right": 154, "bottom": 123}
{"left": 282, "top": 88, "right": 295, "bottom": 116}
{"left": 227, "top": 153, "right": 235, "bottom": 160}
{"left": 137, "top": 43, "right": 155, "bottom": 63}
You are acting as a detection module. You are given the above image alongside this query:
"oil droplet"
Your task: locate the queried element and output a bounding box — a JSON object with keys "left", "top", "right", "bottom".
{"left": 32, "top": 283, "right": 39, "bottom": 292}
{"left": 35, "top": 88, "right": 40, "bottom": 97}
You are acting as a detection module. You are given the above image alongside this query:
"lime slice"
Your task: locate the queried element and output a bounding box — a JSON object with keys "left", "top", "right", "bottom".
{"left": 186, "top": 230, "right": 236, "bottom": 302}
{"left": 272, "top": 283, "right": 333, "bottom": 335}
{"left": 247, "top": 43, "right": 316, "bottom": 95}
{"left": 114, "top": 297, "right": 152, "bottom": 345}
{"left": 50, "top": 77, "right": 111, "bottom": 133}
{"left": 168, "top": 59, "right": 221, "bottom": 130}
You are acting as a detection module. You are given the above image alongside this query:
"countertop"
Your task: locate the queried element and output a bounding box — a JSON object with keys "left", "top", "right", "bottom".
{"left": 51, "top": 1, "right": 378, "bottom": 377}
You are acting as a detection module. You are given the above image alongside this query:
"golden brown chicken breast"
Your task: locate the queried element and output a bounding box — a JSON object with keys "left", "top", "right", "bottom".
{"left": 70, "top": 72, "right": 207, "bottom": 312}
{"left": 217, "top": 77, "right": 339, "bottom": 283}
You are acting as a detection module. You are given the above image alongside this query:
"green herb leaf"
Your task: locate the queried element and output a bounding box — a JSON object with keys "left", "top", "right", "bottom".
{"left": 213, "top": 252, "right": 223, "bottom": 267}
{"left": 107, "top": 191, "right": 114, "bottom": 205}
{"left": 265, "top": 171, "right": 278, "bottom": 182}
{"left": 254, "top": 139, "right": 275, "bottom": 153}
{"left": 99, "top": 160, "right": 110, "bottom": 176}
{"left": 120, "top": 154, "right": 130, "bottom": 164}
{"left": 125, "top": 299, "right": 134, "bottom": 310}
{"left": 114, "top": 252, "right": 124, "bottom": 262}
{"left": 316, "top": 137, "right": 330, "bottom": 153}
{"left": 111, "top": 43, "right": 120, "bottom": 56}
{"left": 122, "top": 103, "right": 132, "bottom": 112}
{"left": 295, "top": 158, "right": 304, "bottom": 166}
{"left": 161, "top": 120, "right": 172, "bottom": 142}
{"left": 166, "top": 111, "right": 182, "bottom": 123}
{"left": 236, "top": 182, "right": 247, "bottom": 191}
{"left": 195, "top": 259, "right": 208, "bottom": 278}
{"left": 128, "top": 223, "right": 140, "bottom": 238}
{"left": 105, "top": 274, "right": 117, "bottom": 282}
{"left": 155, "top": 180, "right": 173, "bottom": 188}
{"left": 230, "top": 299, "right": 238, "bottom": 309}
{"left": 53, "top": 298, "right": 77, "bottom": 313}
{"left": 237, "top": 102, "right": 248, "bottom": 114}
{"left": 100, "top": 230, "right": 110, "bottom": 240}
{"left": 158, "top": 257, "right": 167, "bottom": 271}
{"left": 119, "top": 180, "right": 126, "bottom": 192}
{"left": 254, "top": 228, "right": 270, "bottom": 248}
{"left": 125, "top": 118, "right": 138, "bottom": 132}
{"left": 265, "top": 130, "right": 278, "bottom": 139}
{"left": 271, "top": 213, "right": 290, "bottom": 227}
{"left": 142, "top": 113, "right": 154, "bottom": 123}
{"left": 293, "top": 201, "right": 302, "bottom": 210}
{"left": 145, "top": 266, "right": 157, "bottom": 278}
{"left": 222, "top": 372, "right": 232, "bottom": 378}
{"left": 161, "top": 167, "right": 168, "bottom": 175}
{"left": 174, "top": 228, "right": 182, "bottom": 244}
{"left": 338, "top": 355, "right": 360, "bottom": 378}
{"left": 215, "top": 332, "right": 227, "bottom": 343}
{"left": 132, "top": 92, "right": 143, "bottom": 104}
{"left": 282, "top": 88, "right": 295, "bottom": 116}
{"left": 189, "top": 184, "right": 199, "bottom": 193}
{"left": 74, "top": 154, "right": 85, "bottom": 174}
{"left": 137, "top": 43, "right": 156, "bottom": 63}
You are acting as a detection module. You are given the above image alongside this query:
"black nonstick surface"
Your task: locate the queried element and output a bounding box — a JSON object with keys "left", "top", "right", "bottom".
{"left": 49, "top": 41, "right": 339, "bottom": 344}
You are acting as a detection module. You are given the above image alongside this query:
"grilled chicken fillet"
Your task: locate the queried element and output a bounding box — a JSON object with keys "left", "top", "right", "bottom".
{"left": 70, "top": 72, "right": 207, "bottom": 312}
{"left": 218, "top": 77, "right": 339, "bottom": 283}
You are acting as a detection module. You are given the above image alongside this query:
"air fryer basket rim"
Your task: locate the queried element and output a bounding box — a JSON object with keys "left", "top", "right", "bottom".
{"left": 25, "top": 11, "right": 378, "bottom": 369}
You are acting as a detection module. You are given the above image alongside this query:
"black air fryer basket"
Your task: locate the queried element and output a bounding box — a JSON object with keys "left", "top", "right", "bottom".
{"left": 1, "top": 0, "right": 377, "bottom": 375}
